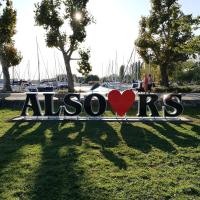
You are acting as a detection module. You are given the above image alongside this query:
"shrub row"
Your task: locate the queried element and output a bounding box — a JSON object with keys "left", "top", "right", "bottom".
{"left": 153, "top": 85, "right": 200, "bottom": 93}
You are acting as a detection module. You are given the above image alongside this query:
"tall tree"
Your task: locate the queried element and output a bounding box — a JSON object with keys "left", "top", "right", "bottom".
{"left": 35, "top": 0, "right": 93, "bottom": 92}
{"left": 0, "top": 0, "right": 22, "bottom": 91}
{"left": 135, "top": 0, "right": 200, "bottom": 87}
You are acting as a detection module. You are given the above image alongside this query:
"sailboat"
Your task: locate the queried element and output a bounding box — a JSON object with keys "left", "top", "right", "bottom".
{"left": 26, "top": 37, "right": 54, "bottom": 92}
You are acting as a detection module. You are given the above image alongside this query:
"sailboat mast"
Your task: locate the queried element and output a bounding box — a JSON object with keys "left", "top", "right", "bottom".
{"left": 36, "top": 37, "right": 40, "bottom": 85}
{"left": 12, "top": 66, "right": 14, "bottom": 85}
{"left": 101, "top": 64, "right": 103, "bottom": 78}
{"left": 54, "top": 50, "right": 58, "bottom": 81}
{"left": 28, "top": 60, "right": 30, "bottom": 82}
{"left": 115, "top": 51, "right": 118, "bottom": 82}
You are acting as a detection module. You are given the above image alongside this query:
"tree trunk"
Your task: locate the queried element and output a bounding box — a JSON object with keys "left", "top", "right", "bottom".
{"left": 62, "top": 52, "right": 75, "bottom": 92}
{"left": 2, "top": 65, "right": 12, "bottom": 92}
{"left": 160, "top": 65, "right": 169, "bottom": 87}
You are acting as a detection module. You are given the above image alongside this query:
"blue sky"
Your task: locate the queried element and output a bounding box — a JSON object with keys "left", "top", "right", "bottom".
{"left": 6, "top": 0, "right": 200, "bottom": 80}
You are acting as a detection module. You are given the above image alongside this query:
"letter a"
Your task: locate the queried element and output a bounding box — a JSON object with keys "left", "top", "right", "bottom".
{"left": 21, "top": 93, "right": 42, "bottom": 116}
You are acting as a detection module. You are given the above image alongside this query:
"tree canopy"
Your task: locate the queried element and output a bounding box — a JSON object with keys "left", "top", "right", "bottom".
{"left": 35, "top": 0, "right": 93, "bottom": 92}
{"left": 0, "top": 0, "right": 22, "bottom": 91}
{"left": 135, "top": 0, "right": 200, "bottom": 87}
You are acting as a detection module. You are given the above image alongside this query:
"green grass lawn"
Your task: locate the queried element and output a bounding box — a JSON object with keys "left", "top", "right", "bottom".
{"left": 0, "top": 103, "right": 200, "bottom": 200}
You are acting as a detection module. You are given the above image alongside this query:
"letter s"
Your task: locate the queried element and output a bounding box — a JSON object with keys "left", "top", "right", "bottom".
{"left": 63, "top": 94, "right": 82, "bottom": 116}
{"left": 163, "top": 94, "right": 184, "bottom": 117}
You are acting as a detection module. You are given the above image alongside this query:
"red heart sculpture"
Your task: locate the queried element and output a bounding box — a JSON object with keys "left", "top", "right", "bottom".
{"left": 108, "top": 90, "right": 136, "bottom": 116}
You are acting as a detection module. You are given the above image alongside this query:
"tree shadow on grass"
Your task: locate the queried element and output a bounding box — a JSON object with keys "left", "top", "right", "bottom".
{"left": 30, "top": 122, "right": 90, "bottom": 200}
{"left": 100, "top": 147, "right": 127, "bottom": 170}
{"left": 120, "top": 123, "right": 176, "bottom": 153}
{"left": 83, "top": 122, "right": 120, "bottom": 148}
{"left": 83, "top": 121, "right": 127, "bottom": 169}
{"left": 3, "top": 120, "right": 198, "bottom": 199}
{"left": 31, "top": 121, "right": 128, "bottom": 198}
{"left": 0, "top": 120, "right": 129, "bottom": 200}
{"left": 183, "top": 108, "right": 200, "bottom": 120}
{"left": 0, "top": 122, "right": 38, "bottom": 170}
{"left": 52, "top": 121, "right": 128, "bottom": 169}
{"left": 48, "top": 121, "right": 84, "bottom": 146}
{"left": 186, "top": 122, "right": 200, "bottom": 136}
{"left": 0, "top": 122, "right": 90, "bottom": 200}
{"left": 151, "top": 122, "right": 200, "bottom": 148}
{"left": 173, "top": 122, "right": 200, "bottom": 138}
{"left": 0, "top": 122, "right": 49, "bottom": 199}
{"left": 0, "top": 122, "right": 48, "bottom": 173}
{"left": 0, "top": 100, "right": 23, "bottom": 111}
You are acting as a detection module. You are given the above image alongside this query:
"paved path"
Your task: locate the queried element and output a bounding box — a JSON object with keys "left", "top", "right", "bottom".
{"left": 0, "top": 93, "right": 58, "bottom": 101}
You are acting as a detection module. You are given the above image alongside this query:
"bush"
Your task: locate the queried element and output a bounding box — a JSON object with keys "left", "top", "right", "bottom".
{"left": 153, "top": 85, "right": 200, "bottom": 93}
{"left": 85, "top": 75, "right": 100, "bottom": 84}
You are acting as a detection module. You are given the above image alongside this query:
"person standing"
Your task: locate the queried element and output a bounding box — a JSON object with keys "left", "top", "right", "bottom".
{"left": 148, "top": 74, "right": 153, "bottom": 93}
